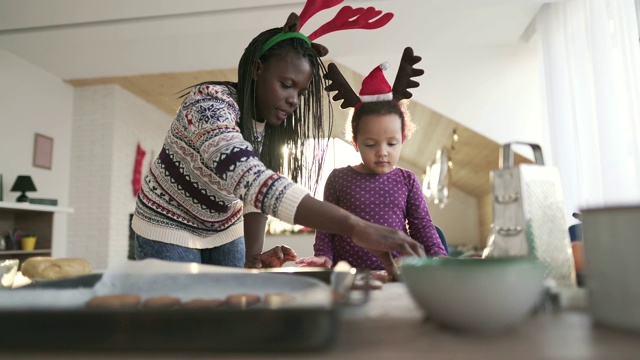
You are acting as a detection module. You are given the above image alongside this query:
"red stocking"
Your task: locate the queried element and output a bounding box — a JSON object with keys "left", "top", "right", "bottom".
{"left": 132, "top": 142, "right": 146, "bottom": 197}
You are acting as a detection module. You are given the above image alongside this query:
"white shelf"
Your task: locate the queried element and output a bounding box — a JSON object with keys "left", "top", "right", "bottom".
{"left": 0, "top": 201, "right": 73, "bottom": 214}
{"left": 0, "top": 201, "right": 73, "bottom": 263}
{"left": 0, "top": 249, "right": 50, "bottom": 256}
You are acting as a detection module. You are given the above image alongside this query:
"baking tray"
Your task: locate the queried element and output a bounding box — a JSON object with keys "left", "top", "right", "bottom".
{"left": 23, "top": 272, "right": 103, "bottom": 289}
{"left": 0, "top": 269, "right": 340, "bottom": 353}
{"left": 0, "top": 306, "right": 338, "bottom": 353}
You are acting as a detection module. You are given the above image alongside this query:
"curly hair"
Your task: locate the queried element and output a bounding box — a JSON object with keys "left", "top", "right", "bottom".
{"left": 346, "top": 100, "right": 415, "bottom": 144}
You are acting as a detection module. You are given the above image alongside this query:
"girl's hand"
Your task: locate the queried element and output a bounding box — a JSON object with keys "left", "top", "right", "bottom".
{"left": 245, "top": 245, "right": 297, "bottom": 269}
{"left": 295, "top": 256, "right": 332, "bottom": 268}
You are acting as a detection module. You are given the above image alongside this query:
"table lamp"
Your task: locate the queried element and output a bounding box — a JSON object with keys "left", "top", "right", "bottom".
{"left": 10, "top": 175, "right": 37, "bottom": 202}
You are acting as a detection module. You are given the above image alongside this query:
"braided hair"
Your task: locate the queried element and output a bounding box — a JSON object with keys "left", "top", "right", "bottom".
{"left": 184, "top": 27, "right": 332, "bottom": 195}
{"left": 237, "top": 27, "right": 332, "bottom": 195}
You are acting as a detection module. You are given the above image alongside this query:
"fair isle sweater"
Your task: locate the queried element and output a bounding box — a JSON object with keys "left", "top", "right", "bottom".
{"left": 132, "top": 84, "right": 309, "bottom": 249}
{"left": 314, "top": 166, "right": 447, "bottom": 270}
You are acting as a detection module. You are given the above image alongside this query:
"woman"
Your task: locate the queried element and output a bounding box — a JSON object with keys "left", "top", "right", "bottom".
{"left": 131, "top": 2, "right": 425, "bottom": 277}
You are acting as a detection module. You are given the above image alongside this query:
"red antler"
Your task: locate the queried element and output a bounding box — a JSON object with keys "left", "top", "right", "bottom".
{"left": 298, "top": 0, "right": 344, "bottom": 31}
{"left": 325, "top": 63, "right": 360, "bottom": 109}
{"left": 392, "top": 47, "right": 425, "bottom": 102}
{"left": 307, "top": 6, "right": 394, "bottom": 41}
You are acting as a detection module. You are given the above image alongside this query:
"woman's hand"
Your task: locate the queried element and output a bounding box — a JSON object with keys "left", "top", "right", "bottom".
{"left": 295, "top": 256, "right": 332, "bottom": 268}
{"left": 245, "top": 245, "right": 297, "bottom": 269}
{"left": 293, "top": 195, "right": 426, "bottom": 279}
{"left": 350, "top": 219, "right": 426, "bottom": 279}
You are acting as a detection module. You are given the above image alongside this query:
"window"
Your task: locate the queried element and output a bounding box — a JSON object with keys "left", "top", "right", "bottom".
{"left": 266, "top": 138, "right": 360, "bottom": 235}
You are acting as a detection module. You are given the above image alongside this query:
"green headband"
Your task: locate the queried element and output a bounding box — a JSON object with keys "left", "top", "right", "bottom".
{"left": 259, "top": 32, "right": 311, "bottom": 58}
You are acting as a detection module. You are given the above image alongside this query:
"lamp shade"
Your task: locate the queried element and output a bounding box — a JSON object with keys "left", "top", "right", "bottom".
{"left": 10, "top": 175, "right": 37, "bottom": 202}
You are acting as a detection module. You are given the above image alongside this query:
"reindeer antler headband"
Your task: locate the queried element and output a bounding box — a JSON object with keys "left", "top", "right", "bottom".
{"left": 259, "top": 0, "right": 394, "bottom": 58}
{"left": 325, "top": 47, "right": 424, "bottom": 109}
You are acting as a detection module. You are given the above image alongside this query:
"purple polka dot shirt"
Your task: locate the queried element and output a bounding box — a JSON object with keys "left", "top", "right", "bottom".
{"left": 314, "top": 166, "right": 447, "bottom": 270}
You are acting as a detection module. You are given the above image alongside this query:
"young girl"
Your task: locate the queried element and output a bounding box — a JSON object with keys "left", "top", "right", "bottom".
{"left": 296, "top": 48, "right": 447, "bottom": 270}
{"left": 131, "top": 1, "right": 425, "bottom": 275}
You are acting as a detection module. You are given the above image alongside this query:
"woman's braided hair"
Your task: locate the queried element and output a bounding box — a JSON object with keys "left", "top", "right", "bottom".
{"left": 238, "top": 28, "right": 332, "bottom": 194}
{"left": 182, "top": 28, "right": 333, "bottom": 195}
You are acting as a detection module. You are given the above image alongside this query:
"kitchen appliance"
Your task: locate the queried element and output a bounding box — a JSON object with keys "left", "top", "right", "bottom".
{"left": 484, "top": 142, "right": 576, "bottom": 288}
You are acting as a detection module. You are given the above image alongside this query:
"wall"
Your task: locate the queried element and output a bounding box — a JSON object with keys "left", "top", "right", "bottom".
{"left": 0, "top": 50, "right": 73, "bottom": 256}
{"left": 427, "top": 187, "right": 481, "bottom": 247}
{"left": 68, "top": 84, "right": 170, "bottom": 270}
{"left": 339, "top": 41, "right": 549, "bottom": 163}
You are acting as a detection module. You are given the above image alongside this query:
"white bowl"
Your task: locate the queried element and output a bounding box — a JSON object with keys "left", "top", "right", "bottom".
{"left": 400, "top": 257, "right": 546, "bottom": 333}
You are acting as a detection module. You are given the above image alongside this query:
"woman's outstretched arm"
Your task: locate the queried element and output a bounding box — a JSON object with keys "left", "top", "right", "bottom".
{"left": 294, "top": 195, "right": 426, "bottom": 277}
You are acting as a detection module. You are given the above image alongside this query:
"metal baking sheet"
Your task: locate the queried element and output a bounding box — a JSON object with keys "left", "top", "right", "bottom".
{"left": 0, "top": 307, "right": 338, "bottom": 353}
{"left": 0, "top": 260, "right": 340, "bottom": 353}
{"left": 0, "top": 308, "right": 338, "bottom": 354}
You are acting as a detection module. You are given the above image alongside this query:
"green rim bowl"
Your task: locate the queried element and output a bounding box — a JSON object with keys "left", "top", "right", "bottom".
{"left": 400, "top": 257, "right": 546, "bottom": 333}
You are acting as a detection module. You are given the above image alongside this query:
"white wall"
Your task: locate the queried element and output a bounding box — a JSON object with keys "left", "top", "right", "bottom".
{"left": 0, "top": 50, "right": 74, "bottom": 256}
{"left": 68, "top": 84, "right": 170, "bottom": 270}
{"left": 427, "top": 187, "right": 481, "bottom": 248}
{"left": 0, "top": 51, "right": 73, "bottom": 204}
{"left": 338, "top": 40, "right": 548, "bottom": 161}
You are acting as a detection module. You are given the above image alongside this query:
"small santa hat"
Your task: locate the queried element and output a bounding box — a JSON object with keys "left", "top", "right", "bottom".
{"left": 358, "top": 61, "right": 393, "bottom": 103}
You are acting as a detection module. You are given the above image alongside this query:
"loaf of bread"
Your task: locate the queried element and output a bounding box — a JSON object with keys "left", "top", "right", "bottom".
{"left": 21, "top": 257, "right": 92, "bottom": 280}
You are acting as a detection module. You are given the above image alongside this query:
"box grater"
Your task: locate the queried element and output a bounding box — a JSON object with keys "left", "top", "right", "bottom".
{"left": 484, "top": 142, "right": 576, "bottom": 288}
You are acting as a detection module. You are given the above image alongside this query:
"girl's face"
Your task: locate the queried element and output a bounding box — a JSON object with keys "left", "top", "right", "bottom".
{"left": 353, "top": 113, "right": 403, "bottom": 174}
{"left": 254, "top": 50, "right": 312, "bottom": 126}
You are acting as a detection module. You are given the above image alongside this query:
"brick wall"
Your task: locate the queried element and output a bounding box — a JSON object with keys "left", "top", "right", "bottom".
{"left": 68, "top": 85, "right": 170, "bottom": 270}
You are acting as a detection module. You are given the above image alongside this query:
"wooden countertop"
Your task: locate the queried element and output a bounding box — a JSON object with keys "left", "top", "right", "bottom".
{"left": 2, "top": 283, "right": 639, "bottom": 360}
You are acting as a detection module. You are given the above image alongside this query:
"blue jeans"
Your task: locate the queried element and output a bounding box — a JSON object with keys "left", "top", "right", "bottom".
{"left": 134, "top": 234, "right": 245, "bottom": 267}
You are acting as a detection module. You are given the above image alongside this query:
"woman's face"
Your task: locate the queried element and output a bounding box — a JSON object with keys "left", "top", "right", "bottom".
{"left": 353, "top": 113, "right": 403, "bottom": 174}
{"left": 254, "top": 50, "right": 312, "bottom": 126}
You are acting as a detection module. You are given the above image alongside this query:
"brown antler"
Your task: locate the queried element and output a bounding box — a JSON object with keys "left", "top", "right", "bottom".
{"left": 325, "top": 63, "right": 360, "bottom": 109}
{"left": 307, "top": 6, "right": 394, "bottom": 41}
{"left": 283, "top": 12, "right": 300, "bottom": 33}
{"left": 298, "top": 0, "right": 343, "bottom": 30}
{"left": 392, "top": 47, "right": 425, "bottom": 101}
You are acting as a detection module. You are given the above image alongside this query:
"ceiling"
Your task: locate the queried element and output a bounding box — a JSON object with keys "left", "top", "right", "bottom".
{"left": 1, "top": 0, "right": 543, "bottom": 198}
{"left": 0, "top": 0, "right": 547, "bottom": 78}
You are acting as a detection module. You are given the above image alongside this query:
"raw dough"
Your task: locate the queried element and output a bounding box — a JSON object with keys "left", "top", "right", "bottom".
{"left": 263, "top": 293, "right": 295, "bottom": 308}
{"left": 142, "top": 296, "right": 182, "bottom": 309}
{"left": 21, "top": 257, "right": 92, "bottom": 280}
{"left": 225, "top": 293, "right": 261, "bottom": 309}
{"left": 181, "top": 298, "right": 225, "bottom": 309}
{"left": 85, "top": 294, "right": 142, "bottom": 309}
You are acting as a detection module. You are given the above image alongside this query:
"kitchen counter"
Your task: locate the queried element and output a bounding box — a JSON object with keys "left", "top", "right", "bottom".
{"left": 1, "top": 283, "right": 639, "bottom": 360}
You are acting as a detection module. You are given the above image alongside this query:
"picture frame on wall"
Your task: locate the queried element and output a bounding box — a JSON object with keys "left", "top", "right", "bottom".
{"left": 33, "top": 133, "right": 54, "bottom": 170}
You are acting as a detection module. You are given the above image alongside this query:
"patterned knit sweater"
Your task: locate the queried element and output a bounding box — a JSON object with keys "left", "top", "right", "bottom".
{"left": 132, "top": 84, "right": 309, "bottom": 249}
